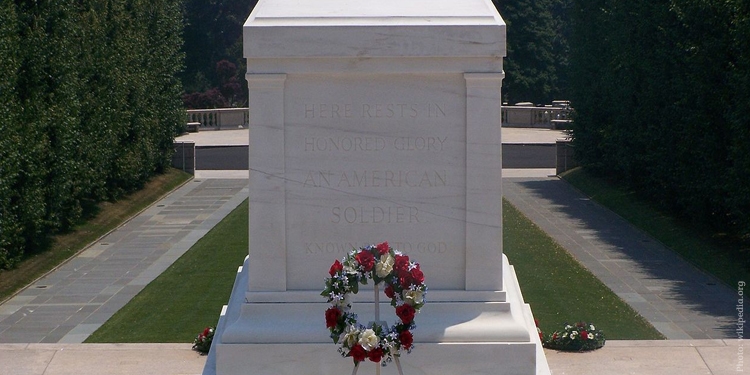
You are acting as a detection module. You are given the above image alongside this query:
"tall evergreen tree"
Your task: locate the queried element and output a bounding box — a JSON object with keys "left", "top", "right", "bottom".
{"left": 0, "top": 0, "right": 184, "bottom": 269}
{"left": 570, "top": 0, "right": 750, "bottom": 253}
{"left": 493, "top": 0, "right": 559, "bottom": 104}
{"left": 0, "top": 0, "right": 23, "bottom": 269}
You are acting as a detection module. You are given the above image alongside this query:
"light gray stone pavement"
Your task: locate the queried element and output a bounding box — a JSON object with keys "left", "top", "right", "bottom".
{"left": 545, "top": 339, "right": 742, "bottom": 375}
{"left": 0, "top": 340, "right": 741, "bottom": 375}
{"left": 0, "top": 178, "right": 248, "bottom": 343}
{"left": 504, "top": 177, "right": 742, "bottom": 340}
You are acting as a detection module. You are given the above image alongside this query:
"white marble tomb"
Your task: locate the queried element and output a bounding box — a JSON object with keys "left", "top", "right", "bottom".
{"left": 204, "top": 0, "right": 550, "bottom": 374}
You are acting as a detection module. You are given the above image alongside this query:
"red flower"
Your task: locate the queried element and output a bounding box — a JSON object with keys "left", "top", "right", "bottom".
{"left": 368, "top": 347, "right": 384, "bottom": 363}
{"left": 399, "top": 330, "right": 413, "bottom": 350}
{"left": 355, "top": 250, "right": 375, "bottom": 272}
{"left": 581, "top": 330, "right": 588, "bottom": 340}
{"left": 410, "top": 265, "right": 424, "bottom": 284}
{"left": 376, "top": 242, "right": 390, "bottom": 255}
{"left": 396, "top": 304, "right": 416, "bottom": 324}
{"left": 384, "top": 284, "right": 395, "bottom": 299}
{"left": 349, "top": 344, "right": 367, "bottom": 363}
{"left": 325, "top": 307, "right": 341, "bottom": 328}
{"left": 394, "top": 255, "right": 410, "bottom": 273}
{"left": 329, "top": 259, "right": 343, "bottom": 277}
{"left": 399, "top": 272, "right": 413, "bottom": 288}
{"left": 552, "top": 333, "right": 557, "bottom": 340}
{"left": 202, "top": 327, "right": 212, "bottom": 337}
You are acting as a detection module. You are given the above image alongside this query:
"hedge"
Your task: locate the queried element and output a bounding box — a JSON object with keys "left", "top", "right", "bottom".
{"left": 569, "top": 0, "right": 750, "bottom": 251}
{"left": 0, "top": 0, "right": 184, "bottom": 270}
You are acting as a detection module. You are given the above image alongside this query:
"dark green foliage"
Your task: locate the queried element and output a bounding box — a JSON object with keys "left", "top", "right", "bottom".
{"left": 0, "top": 0, "right": 22, "bottom": 269}
{"left": 493, "top": 0, "right": 571, "bottom": 104}
{"left": 570, "top": 0, "right": 750, "bottom": 255}
{"left": 0, "top": 0, "right": 184, "bottom": 269}
{"left": 181, "top": 0, "right": 258, "bottom": 107}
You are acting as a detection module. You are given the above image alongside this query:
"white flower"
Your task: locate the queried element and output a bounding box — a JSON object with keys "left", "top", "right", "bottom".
{"left": 589, "top": 324, "right": 595, "bottom": 331}
{"left": 332, "top": 293, "right": 351, "bottom": 308}
{"left": 329, "top": 292, "right": 342, "bottom": 303}
{"left": 375, "top": 254, "right": 395, "bottom": 278}
{"left": 358, "top": 329, "right": 379, "bottom": 350}
{"left": 341, "top": 326, "right": 359, "bottom": 349}
{"left": 587, "top": 333, "right": 594, "bottom": 340}
{"left": 570, "top": 331, "right": 577, "bottom": 339}
{"left": 343, "top": 263, "right": 357, "bottom": 274}
{"left": 403, "top": 289, "right": 424, "bottom": 306}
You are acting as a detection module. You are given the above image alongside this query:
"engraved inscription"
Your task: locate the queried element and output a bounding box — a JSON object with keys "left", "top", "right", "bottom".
{"left": 305, "top": 241, "right": 449, "bottom": 254}
{"left": 304, "top": 136, "right": 447, "bottom": 152}
{"left": 304, "top": 137, "right": 386, "bottom": 152}
{"left": 304, "top": 103, "right": 353, "bottom": 118}
{"left": 393, "top": 137, "right": 447, "bottom": 151}
{"left": 331, "top": 206, "right": 421, "bottom": 224}
{"left": 391, "top": 241, "right": 448, "bottom": 254}
{"left": 303, "top": 103, "right": 446, "bottom": 119}
{"left": 302, "top": 170, "right": 447, "bottom": 188}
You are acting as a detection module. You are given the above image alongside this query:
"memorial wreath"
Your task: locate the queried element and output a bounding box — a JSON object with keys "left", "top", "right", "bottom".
{"left": 322, "top": 242, "right": 427, "bottom": 366}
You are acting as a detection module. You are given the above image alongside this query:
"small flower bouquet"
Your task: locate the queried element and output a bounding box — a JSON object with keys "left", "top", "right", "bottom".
{"left": 193, "top": 326, "right": 215, "bottom": 354}
{"left": 543, "top": 322, "right": 605, "bottom": 351}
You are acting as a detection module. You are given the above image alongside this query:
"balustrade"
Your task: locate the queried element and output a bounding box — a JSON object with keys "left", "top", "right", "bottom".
{"left": 186, "top": 106, "right": 568, "bottom": 130}
{"left": 186, "top": 108, "right": 249, "bottom": 130}
{"left": 501, "top": 106, "right": 567, "bottom": 128}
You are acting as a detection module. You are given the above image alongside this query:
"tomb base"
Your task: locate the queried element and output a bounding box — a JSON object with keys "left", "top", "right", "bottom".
{"left": 202, "top": 255, "right": 550, "bottom": 375}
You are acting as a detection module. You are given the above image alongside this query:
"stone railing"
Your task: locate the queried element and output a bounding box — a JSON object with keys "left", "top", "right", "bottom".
{"left": 186, "top": 108, "right": 249, "bottom": 130}
{"left": 186, "top": 106, "right": 570, "bottom": 130}
{"left": 502, "top": 106, "right": 567, "bottom": 128}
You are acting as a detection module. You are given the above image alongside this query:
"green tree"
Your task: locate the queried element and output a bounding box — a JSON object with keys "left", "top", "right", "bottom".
{"left": 0, "top": 0, "right": 22, "bottom": 268}
{"left": 181, "top": 0, "right": 258, "bottom": 106}
{"left": 0, "top": 0, "right": 184, "bottom": 270}
{"left": 493, "top": 0, "right": 559, "bottom": 104}
{"left": 570, "top": 0, "right": 750, "bottom": 254}
{"left": 726, "top": 0, "right": 750, "bottom": 243}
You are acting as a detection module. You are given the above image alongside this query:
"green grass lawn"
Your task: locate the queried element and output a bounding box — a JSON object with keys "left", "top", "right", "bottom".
{"left": 561, "top": 167, "right": 749, "bottom": 288}
{"left": 86, "top": 199, "right": 249, "bottom": 343}
{"left": 88, "top": 197, "right": 663, "bottom": 342}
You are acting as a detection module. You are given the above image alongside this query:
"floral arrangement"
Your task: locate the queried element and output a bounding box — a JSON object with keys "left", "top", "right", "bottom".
{"left": 535, "top": 319, "right": 544, "bottom": 341}
{"left": 192, "top": 326, "right": 215, "bottom": 354}
{"left": 322, "top": 242, "right": 427, "bottom": 366}
{"left": 543, "top": 322, "right": 605, "bottom": 351}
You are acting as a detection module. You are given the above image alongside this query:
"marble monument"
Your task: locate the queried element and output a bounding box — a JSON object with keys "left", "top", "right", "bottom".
{"left": 205, "top": 0, "right": 549, "bottom": 374}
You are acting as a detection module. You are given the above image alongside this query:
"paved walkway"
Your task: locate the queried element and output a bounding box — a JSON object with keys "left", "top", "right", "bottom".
{"left": 1, "top": 340, "right": 741, "bottom": 375}
{"left": 504, "top": 177, "right": 741, "bottom": 340}
{"left": 0, "top": 178, "right": 248, "bottom": 343}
